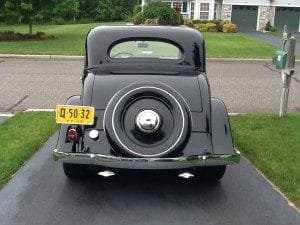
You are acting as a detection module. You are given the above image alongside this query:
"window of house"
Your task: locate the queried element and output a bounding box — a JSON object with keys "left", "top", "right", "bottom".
{"left": 190, "top": 2, "right": 195, "bottom": 19}
{"left": 200, "top": 3, "right": 210, "bottom": 20}
{"left": 162, "top": 1, "right": 188, "bottom": 14}
{"left": 173, "top": 2, "right": 183, "bottom": 12}
{"left": 182, "top": 2, "right": 188, "bottom": 13}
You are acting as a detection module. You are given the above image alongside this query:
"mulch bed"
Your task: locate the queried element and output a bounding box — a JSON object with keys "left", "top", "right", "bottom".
{"left": 0, "top": 30, "right": 56, "bottom": 41}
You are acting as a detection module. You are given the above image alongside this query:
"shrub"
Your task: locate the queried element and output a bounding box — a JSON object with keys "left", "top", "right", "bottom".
{"left": 133, "top": 11, "right": 145, "bottom": 24}
{"left": 192, "top": 20, "right": 208, "bottom": 24}
{"left": 145, "top": 19, "right": 158, "bottom": 25}
{"left": 265, "top": 21, "right": 276, "bottom": 32}
{"left": 142, "top": 1, "right": 182, "bottom": 25}
{"left": 210, "top": 19, "right": 223, "bottom": 25}
{"left": 206, "top": 22, "right": 217, "bottom": 32}
{"left": 215, "top": 23, "right": 223, "bottom": 32}
{"left": 133, "top": 4, "right": 142, "bottom": 16}
{"left": 194, "top": 23, "right": 208, "bottom": 32}
{"left": 0, "top": 30, "right": 56, "bottom": 41}
{"left": 184, "top": 19, "right": 194, "bottom": 28}
{"left": 222, "top": 23, "right": 237, "bottom": 33}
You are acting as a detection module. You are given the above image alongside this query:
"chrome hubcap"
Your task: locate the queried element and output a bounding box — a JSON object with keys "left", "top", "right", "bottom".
{"left": 135, "top": 110, "right": 161, "bottom": 133}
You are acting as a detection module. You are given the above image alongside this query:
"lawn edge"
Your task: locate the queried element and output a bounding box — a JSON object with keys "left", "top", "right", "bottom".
{"left": 241, "top": 155, "right": 299, "bottom": 212}
{"left": 0, "top": 112, "right": 58, "bottom": 189}
{"left": 1, "top": 54, "right": 300, "bottom": 62}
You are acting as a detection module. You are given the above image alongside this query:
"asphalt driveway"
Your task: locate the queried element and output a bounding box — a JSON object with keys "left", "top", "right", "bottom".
{"left": 0, "top": 58, "right": 299, "bottom": 113}
{"left": 0, "top": 133, "right": 299, "bottom": 225}
{"left": 242, "top": 31, "right": 300, "bottom": 55}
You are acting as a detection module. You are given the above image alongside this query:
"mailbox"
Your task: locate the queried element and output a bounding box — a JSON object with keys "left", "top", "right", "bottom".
{"left": 272, "top": 50, "right": 287, "bottom": 69}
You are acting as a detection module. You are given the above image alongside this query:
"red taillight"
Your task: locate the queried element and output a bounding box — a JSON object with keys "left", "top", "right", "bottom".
{"left": 68, "top": 128, "right": 77, "bottom": 142}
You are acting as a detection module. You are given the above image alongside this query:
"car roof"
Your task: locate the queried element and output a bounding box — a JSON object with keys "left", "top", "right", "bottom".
{"left": 85, "top": 26, "right": 206, "bottom": 73}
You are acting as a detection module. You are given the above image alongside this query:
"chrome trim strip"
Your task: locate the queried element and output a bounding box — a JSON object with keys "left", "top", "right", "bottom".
{"left": 53, "top": 149, "right": 240, "bottom": 169}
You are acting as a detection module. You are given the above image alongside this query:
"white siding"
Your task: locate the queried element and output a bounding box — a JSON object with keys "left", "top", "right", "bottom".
{"left": 271, "top": 0, "right": 300, "bottom": 7}
{"left": 223, "top": 0, "right": 300, "bottom": 7}
{"left": 223, "top": 0, "right": 269, "bottom": 5}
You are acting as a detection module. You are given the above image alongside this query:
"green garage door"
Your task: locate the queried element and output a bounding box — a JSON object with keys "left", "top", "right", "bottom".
{"left": 275, "top": 7, "right": 300, "bottom": 32}
{"left": 231, "top": 5, "right": 258, "bottom": 31}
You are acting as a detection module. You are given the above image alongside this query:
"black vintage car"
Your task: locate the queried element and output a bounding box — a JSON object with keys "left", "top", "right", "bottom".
{"left": 54, "top": 26, "right": 240, "bottom": 180}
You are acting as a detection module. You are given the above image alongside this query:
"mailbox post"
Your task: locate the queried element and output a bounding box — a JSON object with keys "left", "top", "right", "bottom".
{"left": 279, "top": 37, "right": 296, "bottom": 117}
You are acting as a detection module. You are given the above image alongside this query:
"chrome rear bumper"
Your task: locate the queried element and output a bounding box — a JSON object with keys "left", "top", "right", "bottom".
{"left": 53, "top": 149, "right": 240, "bottom": 169}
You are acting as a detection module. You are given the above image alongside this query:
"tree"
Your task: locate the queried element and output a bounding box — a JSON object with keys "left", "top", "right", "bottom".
{"left": 3, "top": 0, "right": 44, "bottom": 35}
{"left": 96, "top": 0, "right": 138, "bottom": 21}
{"left": 78, "top": 0, "right": 99, "bottom": 20}
{"left": 54, "top": 0, "right": 79, "bottom": 21}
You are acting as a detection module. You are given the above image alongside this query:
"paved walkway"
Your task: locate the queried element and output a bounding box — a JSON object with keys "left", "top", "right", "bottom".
{"left": 243, "top": 31, "right": 300, "bottom": 55}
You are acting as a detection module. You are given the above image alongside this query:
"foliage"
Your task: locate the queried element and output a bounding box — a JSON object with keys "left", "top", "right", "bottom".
{"left": 194, "top": 23, "right": 207, "bottom": 32}
{"left": 144, "top": 19, "right": 158, "bottom": 25}
{"left": 222, "top": 23, "right": 237, "bottom": 33}
{"left": 192, "top": 19, "right": 223, "bottom": 25}
{"left": 53, "top": 0, "right": 79, "bottom": 22}
{"left": 96, "top": 0, "right": 138, "bottom": 21}
{"left": 140, "top": 1, "right": 183, "bottom": 25}
{"left": 0, "top": 0, "right": 139, "bottom": 25}
{"left": 185, "top": 19, "right": 232, "bottom": 33}
{"left": 133, "top": 11, "right": 145, "bottom": 24}
{"left": 205, "top": 22, "right": 217, "bottom": 32}
{"left": 265, "top": 21, "right": 276, "bottom": 32}
{"left": 184, "top": 19, "right": 193, "bottom": 28}
{"left": 133, "top": 4, "right": 142, "bottom": 16}
{"left": 215, "top": 23, "right": 223, "bottom": 32}
{"left": 0, "top": 30, "right": 56, "bottom": 41}
{"left": 1, "top": 0, "right": 80, "bottom": 33}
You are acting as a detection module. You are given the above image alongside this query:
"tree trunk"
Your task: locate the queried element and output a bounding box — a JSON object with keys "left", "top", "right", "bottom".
{"left": 29, "top": 22, "right": 33, "bottom": 35}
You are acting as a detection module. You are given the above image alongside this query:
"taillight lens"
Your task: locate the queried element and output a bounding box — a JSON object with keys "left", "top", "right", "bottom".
{"left": 67, "top": 128, "right": 77, "bottom": 142}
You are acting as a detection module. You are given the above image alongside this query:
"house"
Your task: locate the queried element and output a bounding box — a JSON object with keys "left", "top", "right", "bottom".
{"left": 141, "top": 0, "right": 300, "bottom": 32}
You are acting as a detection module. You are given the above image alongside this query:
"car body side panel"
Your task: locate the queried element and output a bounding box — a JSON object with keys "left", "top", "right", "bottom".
{"left": 211, "top": 98, "right": 235, "bottom": 155}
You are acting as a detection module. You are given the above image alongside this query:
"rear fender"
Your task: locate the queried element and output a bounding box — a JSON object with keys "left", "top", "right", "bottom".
{"left": 56, "top": 95, "right": 82, "bottom": 153}
{"left": 211, "top": 98, "right": 235, "bottom": 155}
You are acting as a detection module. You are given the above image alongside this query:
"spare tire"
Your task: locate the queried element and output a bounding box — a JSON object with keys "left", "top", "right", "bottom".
{"left": 104, "top": 82, "right": 190, "bottom": 157}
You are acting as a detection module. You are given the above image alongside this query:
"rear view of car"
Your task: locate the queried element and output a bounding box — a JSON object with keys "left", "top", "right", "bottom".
{"left": 54, "top": 26, "right": 240, "bottom": 180}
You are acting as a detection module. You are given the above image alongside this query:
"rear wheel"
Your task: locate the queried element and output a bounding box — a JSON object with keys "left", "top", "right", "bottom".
{"left": 63, "top": 163, "right": 89, "bottom": 178}
{"left": 197, "top": 166, "right": 226, "bottom": 181}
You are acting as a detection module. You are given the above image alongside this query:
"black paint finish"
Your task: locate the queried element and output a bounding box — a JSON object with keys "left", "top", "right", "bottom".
{"left": 57, "top": 25, "right": 236, "bottom": 167}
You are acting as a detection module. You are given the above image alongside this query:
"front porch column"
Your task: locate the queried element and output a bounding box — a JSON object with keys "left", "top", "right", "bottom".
{"left": 194, "top": 0, "right": 201, "bottom": 20}
{"left": 210, "top": 0, "right": 215, "bottom": 20}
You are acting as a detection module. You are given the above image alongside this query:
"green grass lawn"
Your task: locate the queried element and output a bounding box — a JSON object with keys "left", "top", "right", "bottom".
{"left": 0, "top": 23, "right": 277, "bottom": 58}
{"left": 0, "top": 112, "right": 58, "bottom": 188}
{"left": 230, "top": 114, "right": 300, "bottom": 208}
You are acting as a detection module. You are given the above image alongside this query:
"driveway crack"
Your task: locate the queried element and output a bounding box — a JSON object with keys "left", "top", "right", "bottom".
{"left": 7, "top": 94, "right": 29, "bottom": 112}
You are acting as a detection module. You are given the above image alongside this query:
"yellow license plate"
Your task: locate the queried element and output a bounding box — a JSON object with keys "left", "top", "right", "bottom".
{"left": 56, "top": 105, "right": 95, "bottom": 125}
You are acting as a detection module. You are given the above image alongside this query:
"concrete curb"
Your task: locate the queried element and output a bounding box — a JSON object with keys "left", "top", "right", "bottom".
{"left": 0, "top": 54, "right": 84, "bottom": 61}
{"left": 0, "top": 113, "right": 14, "bottom": 117}
{"left": 2, "top": 54, "right": 299, "bottom": 63}
{"left": 24, "top": 109, "right": 55, "bottom": 112}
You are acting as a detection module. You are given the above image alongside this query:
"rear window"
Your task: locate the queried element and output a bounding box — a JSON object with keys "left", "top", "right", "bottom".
{"left": 109, "top": 40, "right": 182, "bottom": 60}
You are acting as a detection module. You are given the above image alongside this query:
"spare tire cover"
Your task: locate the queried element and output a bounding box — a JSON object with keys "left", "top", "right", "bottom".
{"left": 104, "top": 82, "right": 190, "bottom": 157}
